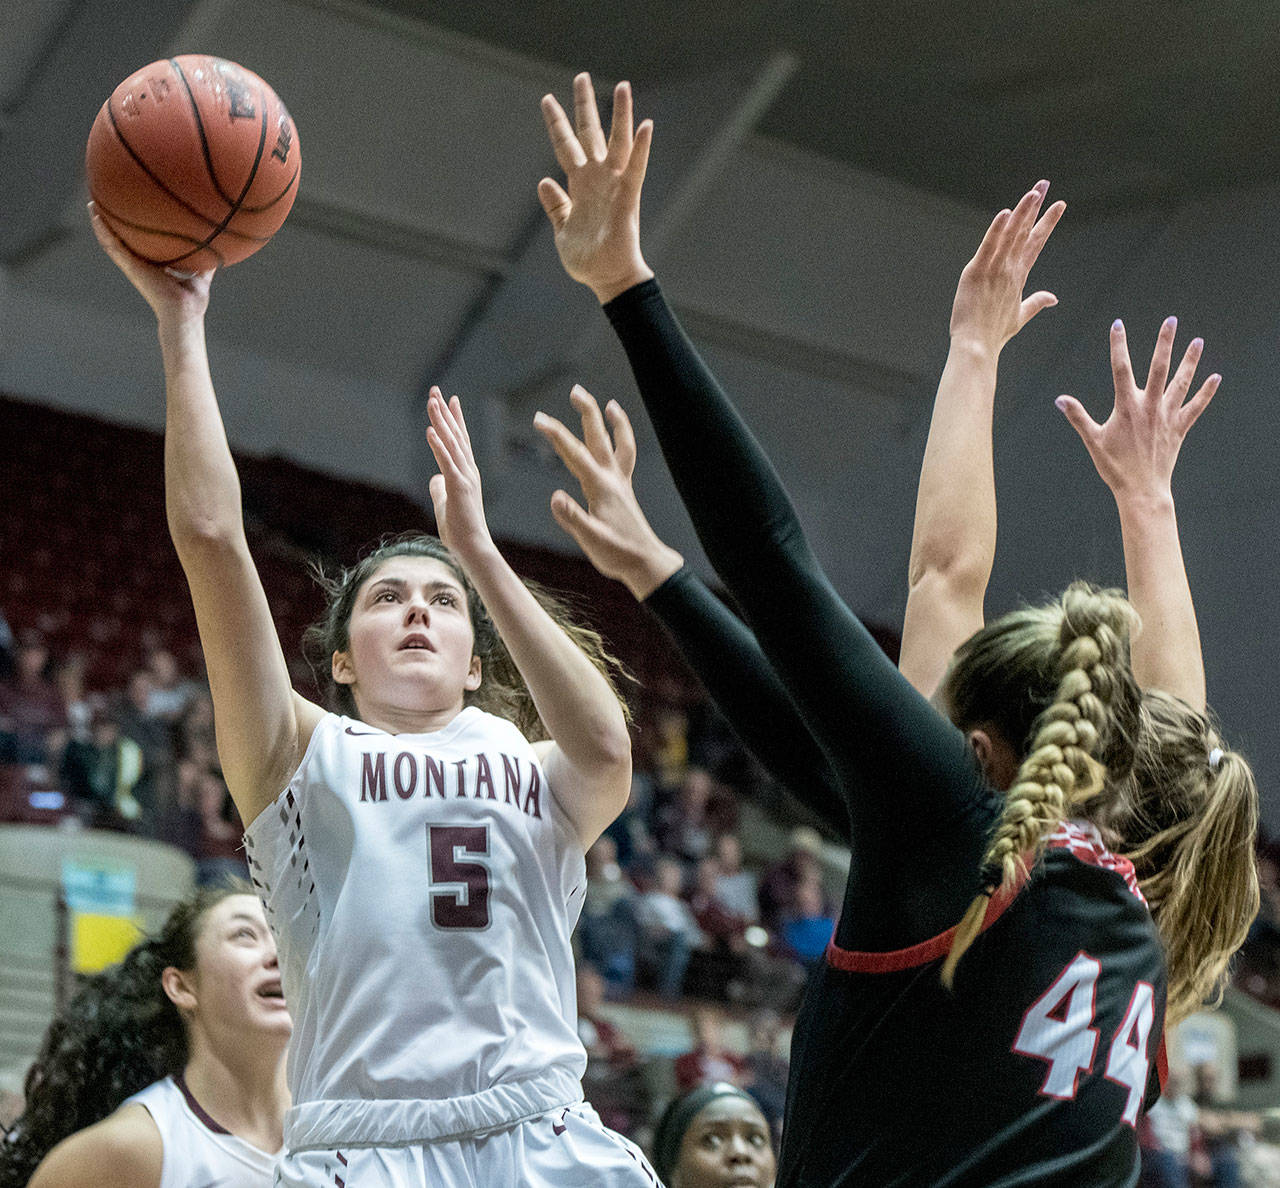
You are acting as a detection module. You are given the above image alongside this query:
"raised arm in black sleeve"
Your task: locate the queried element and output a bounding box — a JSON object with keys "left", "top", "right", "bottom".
{"left": 604, "top": 279, "right": 999, "bottom": 950}
{"left": 645, "top": 565, "right": 846, "bottom": 835}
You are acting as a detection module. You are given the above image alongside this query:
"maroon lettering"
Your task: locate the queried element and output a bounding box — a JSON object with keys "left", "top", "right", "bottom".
{"left": 475, "top": 753, "right": 496, "bottom": 800}
{"left": 393, "top": 752, "right": 417, "bottom": 800}
{"left": 524, "top": 764, "right": 542, "bottom": 819}
{"left": 360, "top": 752, "right": 387, "bottom": 802}
{"left": 502, "top": 755, "right": 522, "bottom": 808}
{"left": 424, "top": 755, "right": 446, "bottom": 799}
{"left": 453, "top": 759, "right": 468, "bottom": 797}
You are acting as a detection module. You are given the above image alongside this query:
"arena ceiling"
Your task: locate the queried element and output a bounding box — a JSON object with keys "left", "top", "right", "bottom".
{"left": 371, "top": 0, "right": 1280, "bottom": 218}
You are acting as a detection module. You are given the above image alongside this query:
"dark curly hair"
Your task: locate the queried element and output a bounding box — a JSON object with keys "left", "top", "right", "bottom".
{"left": 0, "top": 882, "right": 251, "bottom": 1187}
{"left": 301, "top": 533, "right": 631, "bottom": 738}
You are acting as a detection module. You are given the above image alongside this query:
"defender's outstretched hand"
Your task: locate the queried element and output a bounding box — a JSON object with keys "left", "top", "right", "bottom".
{"left": 1056, "top": 318, "right": 1218, "bottom": 709}
{"left": 89, "top": 202, "right": 213, "bottom": 326}
{"left": 949, "top": 180, "right": 1065, "bottom": 352}
{"left": 426, "top": 389, "right": 494, "bottom": 562}
{"left": 534, "top": 387, "right": 683, "bottom": 600}
{"left": 1056, "top": 317, "right": 1219, "bottom": 500}
{"left": 539, "top": 73, "right": 654, "bottom": 304}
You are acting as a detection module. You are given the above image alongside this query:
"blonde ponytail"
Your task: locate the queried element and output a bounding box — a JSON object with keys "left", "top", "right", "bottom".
{"left": 1118, "top": 692, "right": 1259, "bottom": 1024}
{"left": 940, "top": 584, "right": 1140, "bottom": 988}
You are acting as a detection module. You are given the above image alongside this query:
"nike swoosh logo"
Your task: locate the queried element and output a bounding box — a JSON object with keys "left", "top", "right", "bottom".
{"left": 553, "top": 1122, "right": 567, "bottom": 1135}
{"left": 345, "top": 726, "right": 383, "bottom": 736}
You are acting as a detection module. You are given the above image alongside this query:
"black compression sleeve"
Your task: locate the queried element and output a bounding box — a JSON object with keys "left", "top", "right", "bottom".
{"left": 604, "top": 280, "right": 998, "bottom": 947}
{"left": 645, "top": 566, "right": 846, "bottom": 834}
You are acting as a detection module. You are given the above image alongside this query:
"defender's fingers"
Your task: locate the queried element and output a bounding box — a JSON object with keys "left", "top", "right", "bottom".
{"left": 604, "top": 400, "right": 637, "bottom": 478}
{"left": 534, "top": 410, "right": 598, "bottom": 482}
{"left": 570, "top": 385, "right": 613, "bottom": 461}
{"left": 623, "top": 120, "right": 654, "bottom": 194}
{"left": 1022, "top": 199, "right": 1066, "bottom": 267}
{"left": 1054, "top": 394, "right": 1103, "bottom": 445}
{"left": 550, "top": 490, "right": 606, "bottom": 551}
{"left": 540, "top": 94, "right": 588, "bottom": 171}
{"left": 1017, "top": 290, "right": 1058, "bottom": 329}
{"left": 1164, "top": 337, "right": 1204, "bottom": 406}
{"left": 1009, "top": 182, "right": 1047, "bottom": 240}
{"left": 427, "top": 391, "right": 466, "bottom": 468}
{"left": 1178, "top": 373, "right": 1220, "bottom": 433}
{"left": 1109, "top": 320, "right": 1137, "bottom": 397}
{"left": 537, "top": 178, "right": 573, "bottom": 231}
{"left": 605, "top": 80, "right": 634, "bottom": 168}
{"left": 1144, "top": 316, "right": 1177, "bottom": 398}
{"left": 972, "top": 208, "right": 1011, "bottom": 267}
{"left": 573, "top": 71, "right": 607, "bottom": 159}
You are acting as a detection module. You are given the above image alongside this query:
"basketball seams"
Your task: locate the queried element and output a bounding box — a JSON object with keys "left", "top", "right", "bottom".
{"left": 169, "top": 57, "right": 237, "bottom": 207}
{"left": 239, "top": 164, "right": 301, "bottom": 213}
{"left": 142, "top": 65, "right": 271, "bottom": 268}
{"left": 103, "top": 96, "right": 224, "bottom": 230}
{"left": 91, "top": 196, "right": 228, "bottom": 270}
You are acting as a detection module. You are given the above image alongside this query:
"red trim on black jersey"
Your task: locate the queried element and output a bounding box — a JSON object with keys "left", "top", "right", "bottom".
{"left": 824, "top": 822, "right": 1141, "bottom": 976}
{"left": 1157, "top": 1034, "right": 1169, "bottom": 1093}
{"left": 825, "top": 876, "right": 1023, "bottom": 973}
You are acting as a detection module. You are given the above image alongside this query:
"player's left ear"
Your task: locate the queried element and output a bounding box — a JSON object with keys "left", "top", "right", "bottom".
{"left": 332, "top": 649, "right": 355, "bottom": 687}
{"left": 967, "top": 727, "right": 1019, "bottom": 791}
{"left": 161, "top": 965, "right": 198, "bottom": 1014}
{"left": 465, "top": 655, "right": 482, "bottom": 692}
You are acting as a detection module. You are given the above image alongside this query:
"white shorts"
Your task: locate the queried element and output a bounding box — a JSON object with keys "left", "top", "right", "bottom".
{"left": 275, "top": 1102, "right": 663, "bottom": 1188}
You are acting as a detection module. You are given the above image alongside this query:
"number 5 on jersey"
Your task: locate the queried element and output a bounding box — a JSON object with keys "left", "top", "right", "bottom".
{"left": 428, "top": 824, "right": 491, "bottom": 929}
{"left": 1013, "top": 950, "right": 1156, "bottom": 1126}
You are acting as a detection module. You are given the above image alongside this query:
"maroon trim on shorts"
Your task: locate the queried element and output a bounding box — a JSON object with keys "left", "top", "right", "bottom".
{"left": 172, "top": 1073, "right": 232, "bottom": 1135}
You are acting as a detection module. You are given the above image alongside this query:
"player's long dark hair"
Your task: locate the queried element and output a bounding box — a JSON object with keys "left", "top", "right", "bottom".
{"left": 0, "top": 883, "right": 247, "bottom": 1187}
{"left": 303, "top": 533, "right": 631, "bottom": 737}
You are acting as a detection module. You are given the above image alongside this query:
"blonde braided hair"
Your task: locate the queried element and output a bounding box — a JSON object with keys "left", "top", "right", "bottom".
{"left": 940, "top": 583, "right": 1140, "bottom": 988}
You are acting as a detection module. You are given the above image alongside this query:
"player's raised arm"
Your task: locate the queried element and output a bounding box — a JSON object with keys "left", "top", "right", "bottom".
{"left": 90, "top": 209, "right": 322, "bottom": 826}
{"left": 1057, "top": 319, "right": 1218, "bottom": 710}
{"left": 900, "top": 184, "right": 1064, "bottom": 698}
{"left": 424, "top": 389, "right": 631, "bottom": 848}
{"left": 535, "top": 387, "right": 846, "bottom": 832}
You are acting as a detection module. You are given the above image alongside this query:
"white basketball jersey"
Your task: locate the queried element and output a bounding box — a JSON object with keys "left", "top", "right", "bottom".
{"left": 120, "top": 1075, "right": 278, "bottom": 1188}
{"left": 243, "top": 709, "right": 589, "bottom": 1112}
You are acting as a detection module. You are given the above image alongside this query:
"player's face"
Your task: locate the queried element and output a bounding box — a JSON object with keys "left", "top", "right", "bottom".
{"left": 188, "top": 894, "right": 291, "bottom": 1040}
{"left": 336, "top": 556, "right": 481, "bottom": 718}
{"left": 674, "top": 1097, "right": 776, "bottom": 1188}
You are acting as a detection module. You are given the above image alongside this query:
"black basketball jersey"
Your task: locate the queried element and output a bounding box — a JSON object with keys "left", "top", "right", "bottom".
{"left": 779, "top": 822, "right": 1167, "bottom": 1188}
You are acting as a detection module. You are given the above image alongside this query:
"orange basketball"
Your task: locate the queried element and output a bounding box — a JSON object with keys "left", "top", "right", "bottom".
{"left": 85, "top": 55, "right": 301, "bottom": 270}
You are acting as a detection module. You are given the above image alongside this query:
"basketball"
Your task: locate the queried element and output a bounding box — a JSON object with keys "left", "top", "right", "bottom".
{"left": 85, "top": 55, "right": 301, "bottom": 270}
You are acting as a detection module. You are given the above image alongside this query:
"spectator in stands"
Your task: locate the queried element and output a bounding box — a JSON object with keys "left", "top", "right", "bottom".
{"left": 114, "top": 669, "right": 174, "bottom": 823}
{"left": 780, "top": 876, "right": 836, "bottom": 966}
{"left": 674, "top": 1007, "right": 747, "bottom": 1093}
{"left": 175, "top": 691, "right": 218, "bottom": 769}
{"left": 688, "top": 855, "right": 749, "bottom": 953}
{"left": 144, "top": 648, "right": 199, "bottom": 722}
{"left": 0, "top": 630, "right": 67, "bottom": 765}
{"left": 636, "top": 855, "right": 703, "bottom": 999}
{"left": 651, "top": 1083, "right": 776, "bottom": 1188}
{"left": 1191, "top": 1061, "right": 1260, "bottom": 1188}
{"left": 194, "top": 770, "right": 248, "bottom": 886}
{"left": 576, "top": 962, "right": 646, "bottom": 1138}
{"left": 742, "top": 1010, "right": 788, "bottom": 1149}
{"left": 0, "top": 608, "right": 14, "bottom": 680}
{"left": 1140, "top": 1064, "right": 1197, "bottom": 1188}
{"left": 60, "top": 707, "right": 144, "bottom": 826}
{"left": 580, "top": 834, "right": 640, "bottom": 994}
{"left": 53, "top": 654, "right": 95, "bottom": 747}
{"left": 655, "top": 766, "right": 716, "bottom": 865}
{"left": 711, "top": 833, "right": 759, "bottom": 923}
{"left": 603, "top": 770, "right": 658, "bottom": 868}
{"left": 756, "top": 826, "right": 826, "bottom": 934}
